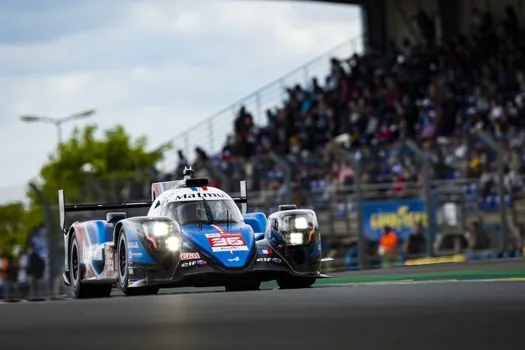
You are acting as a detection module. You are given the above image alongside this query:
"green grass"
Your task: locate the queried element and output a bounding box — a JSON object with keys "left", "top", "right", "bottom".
{"left": 313, "top": 269, "right": 525, "bottom": 285}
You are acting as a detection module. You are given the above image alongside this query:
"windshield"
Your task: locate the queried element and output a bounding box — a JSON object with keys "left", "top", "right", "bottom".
{"left": 162, "top": 199, "right": 244, "bottom": 226}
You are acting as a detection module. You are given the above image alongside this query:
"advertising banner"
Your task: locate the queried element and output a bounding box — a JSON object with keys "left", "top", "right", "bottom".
{"left": 362, "top": 198, "right": 434, "bottom": 241}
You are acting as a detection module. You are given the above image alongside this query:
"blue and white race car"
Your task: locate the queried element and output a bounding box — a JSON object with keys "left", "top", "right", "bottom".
{"left": 59, "top": 167, "right": 328, "bottom": 298}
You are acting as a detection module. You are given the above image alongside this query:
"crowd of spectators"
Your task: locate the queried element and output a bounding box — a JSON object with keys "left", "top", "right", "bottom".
{"left": 0, "top": 245, "right": 49, "bottom": 302}
{"left": 168, "top": 6, "right": 525, "bottom": 215}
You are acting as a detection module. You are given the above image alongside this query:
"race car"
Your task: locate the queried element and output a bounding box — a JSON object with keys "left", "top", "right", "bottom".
{"left": 59, "top": 166, "right": 328, "bottom": 298}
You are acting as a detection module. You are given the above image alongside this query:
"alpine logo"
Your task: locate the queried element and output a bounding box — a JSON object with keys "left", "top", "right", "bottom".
{"left": 227, "top": 256, "right": 240, "bottom": 262}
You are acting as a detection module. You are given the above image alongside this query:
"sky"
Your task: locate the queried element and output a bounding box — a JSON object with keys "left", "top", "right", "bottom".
{"left": 0, "top": 0, "right": 362, "bottom": 203}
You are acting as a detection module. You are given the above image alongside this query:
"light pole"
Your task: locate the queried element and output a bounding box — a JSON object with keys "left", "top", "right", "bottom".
{"left": 20, "top": 109, "right": 96, "bottom": 154}
{"left": 21, "top": 109, "right": 95, "bottom": 300}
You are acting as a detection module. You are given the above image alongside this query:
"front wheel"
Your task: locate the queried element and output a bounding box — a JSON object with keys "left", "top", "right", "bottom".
{"left": 69, "top": 233, "right": 112, "bottom": 299}
{"left": 117, "top": 232, "right": 159, "bottom": 296}
{"left": 277, "top": 277, "right": 316, "bottom": 290}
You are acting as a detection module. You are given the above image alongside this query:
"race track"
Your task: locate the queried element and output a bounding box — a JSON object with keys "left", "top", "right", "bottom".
{"left": 1, "top": 280, "right": 523, "bottom": 350}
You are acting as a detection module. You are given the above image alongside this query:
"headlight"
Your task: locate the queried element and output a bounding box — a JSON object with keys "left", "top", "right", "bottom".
{"left": 294, "top": 217, "right": 308, "bottom": 230}
{"left": 143, "top": 221, "right": 171, "bottom": 237}
{"left": 142, "top": 221, "right": 181, "bottom": 250}
{"left": 165, "top": 236, "right": 181, "bottom": 251}
{"left": 288, "top": 232, "right": 305, "bottom": 245}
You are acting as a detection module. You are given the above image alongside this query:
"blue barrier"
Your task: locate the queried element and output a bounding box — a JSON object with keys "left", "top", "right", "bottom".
{"left": 466, "top": 249, "right": 523, "bottom": 261}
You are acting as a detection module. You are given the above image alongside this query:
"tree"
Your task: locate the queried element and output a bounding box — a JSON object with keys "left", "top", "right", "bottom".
{"left": 0, "top": 124, "right": 171, "bottom": 254}
{"left": 27, "top": 124, "right": 172, "bottom": 228}
{"left": 0, "top": 202, "right": 31, "bottom": 253}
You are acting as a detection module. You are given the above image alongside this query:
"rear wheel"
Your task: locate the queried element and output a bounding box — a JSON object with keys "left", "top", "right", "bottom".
{"left": 225, "top": 280, "right": 261, "bottom": 292}
{"left": 69, "top": 234, "right": 112, "bottom": 299}
{"left": 277, "top": 277, "right": 316, "bottom": 290}
{"left": 117, "top": 232, "right": 159, "bottom": 296}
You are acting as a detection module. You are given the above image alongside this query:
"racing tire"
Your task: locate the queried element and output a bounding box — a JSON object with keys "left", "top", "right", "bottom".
{"left": 69, "top": 233, "right": 112, "bottom": 299}
{"left": 225, "top": 280, "right": 261, "bottom": 292}
{"left": 277, "top": 277, "right": 316, "bottom": 290}
{"left": 117, "top": 232, "right": 159, "bottom": 296}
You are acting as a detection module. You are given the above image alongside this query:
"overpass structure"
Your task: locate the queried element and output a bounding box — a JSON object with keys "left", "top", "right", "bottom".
{"left": 287, "top": 0, "right": 525, "bottom": 53}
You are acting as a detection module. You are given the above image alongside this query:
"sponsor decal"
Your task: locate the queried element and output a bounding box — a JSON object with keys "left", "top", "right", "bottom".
{"left": 105, "top": 252, "right": 115, "bottom": 274}
{"left": 175, "top": 192, "right": 227, "bottom": 201}
{"left": 129, "top": 252, "right": 143, "bottom": 258}
{"left": 128, "top": 241, "right": 139, "bottom": 249}
{"left": 182, "top": 259, "right": 207, "bottom": 268}
{"left": 205, "top": 233, "right": 222, "bottom": 238}
{"left": 181, "top": 252, "right": 201, "bottom": 260}
{"left": 207, "top": 233, "right": 248, "bottom": 252}
{"left": 128, "top": 267, "right": 134, "bottom": 275}
{"left": 257, "top": 257, "right": 282, "bottom": 264}
{"left": 181, "top": 261, "right": 195, "bottom": 268}
{"left": 259, "top": 249, "right": 273, "bottom": 255}
{"left": 227, "top": 256, "right": 240, "bottom": 262}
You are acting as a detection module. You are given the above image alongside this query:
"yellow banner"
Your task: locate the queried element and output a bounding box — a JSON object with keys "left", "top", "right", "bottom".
{"left": 404, "top": 254, "right": 466, "bottom": 266}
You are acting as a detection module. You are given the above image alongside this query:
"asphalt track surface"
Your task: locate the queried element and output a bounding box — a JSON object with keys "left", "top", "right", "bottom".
{"left": 1, "top": 280, "right": 524, "bottom": 350}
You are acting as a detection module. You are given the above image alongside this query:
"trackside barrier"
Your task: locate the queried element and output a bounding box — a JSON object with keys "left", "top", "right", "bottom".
{"left": 340, "top": 250, "right": 523, "bottom": 271}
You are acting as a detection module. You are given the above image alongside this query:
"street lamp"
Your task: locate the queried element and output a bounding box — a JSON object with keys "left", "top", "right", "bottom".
{"left": 20, "top": 109, "right": 96, "bottom": 153}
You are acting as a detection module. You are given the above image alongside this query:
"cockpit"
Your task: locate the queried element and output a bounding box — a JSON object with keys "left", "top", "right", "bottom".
{"left": 161, "top": 199, "right": 244, "bottom": 226}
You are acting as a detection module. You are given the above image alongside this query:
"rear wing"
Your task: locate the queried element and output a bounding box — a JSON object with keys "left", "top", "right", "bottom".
{"left": 58, "top": 189, "right": 152, "bottom": 232}
{"left": 236, "top": 180, "right": 247, "bottom": 215}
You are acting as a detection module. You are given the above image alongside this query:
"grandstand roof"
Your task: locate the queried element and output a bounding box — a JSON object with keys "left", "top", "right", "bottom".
{"left": 271, "top": 0, "right": 362, "bottom": 4}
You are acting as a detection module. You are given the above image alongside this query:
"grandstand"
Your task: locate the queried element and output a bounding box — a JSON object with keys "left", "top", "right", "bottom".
{"left": 166, "top": 0, "right": 525, "bottom": 269}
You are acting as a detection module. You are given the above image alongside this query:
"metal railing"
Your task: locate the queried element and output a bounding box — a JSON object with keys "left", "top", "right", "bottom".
{"left": 162, "top": 36, "right": 364, "bottom": 168}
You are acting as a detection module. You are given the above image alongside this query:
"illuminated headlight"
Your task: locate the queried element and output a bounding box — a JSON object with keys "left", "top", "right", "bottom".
{"left": 143, "top": 221, "right": 171, "bottom": 237}
{"left": 294, "top": 217, "right": 308, "bottom": 230}
{"left": 288, "top": 232, "right": 304, "bottom": 245}
{"left": 165, "top": 236, "right": 181, "bottom": 251}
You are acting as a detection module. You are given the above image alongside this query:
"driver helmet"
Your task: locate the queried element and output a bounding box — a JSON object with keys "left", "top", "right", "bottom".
{"left": 195, "top": 202, "right": 208, "bottom": 221}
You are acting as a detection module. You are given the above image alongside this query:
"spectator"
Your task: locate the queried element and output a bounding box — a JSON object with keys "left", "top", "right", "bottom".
{"left": 1, "top": 251, "right": 18, "bottom": 302}
{"left": 17, "top": 249, "right": 29, "bottom": 300}
{"left": 26, "top": 245, "right": 46, "bottom": 301}
{"left": 465, "top": 221, "right": 491, "bottom": 252}
{"left": 378, "top": 225, "right": 398, "bottom": 267}
{"left": 0, "top": 251, "right": 6, "bottom": 300}
{"left": 403, "top": 221, "right": 426, "bottom": 258}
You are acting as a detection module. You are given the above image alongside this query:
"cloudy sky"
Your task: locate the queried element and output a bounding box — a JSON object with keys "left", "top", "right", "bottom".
{"left": 0, "top": 0, "right": 362, "bottom": 203}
